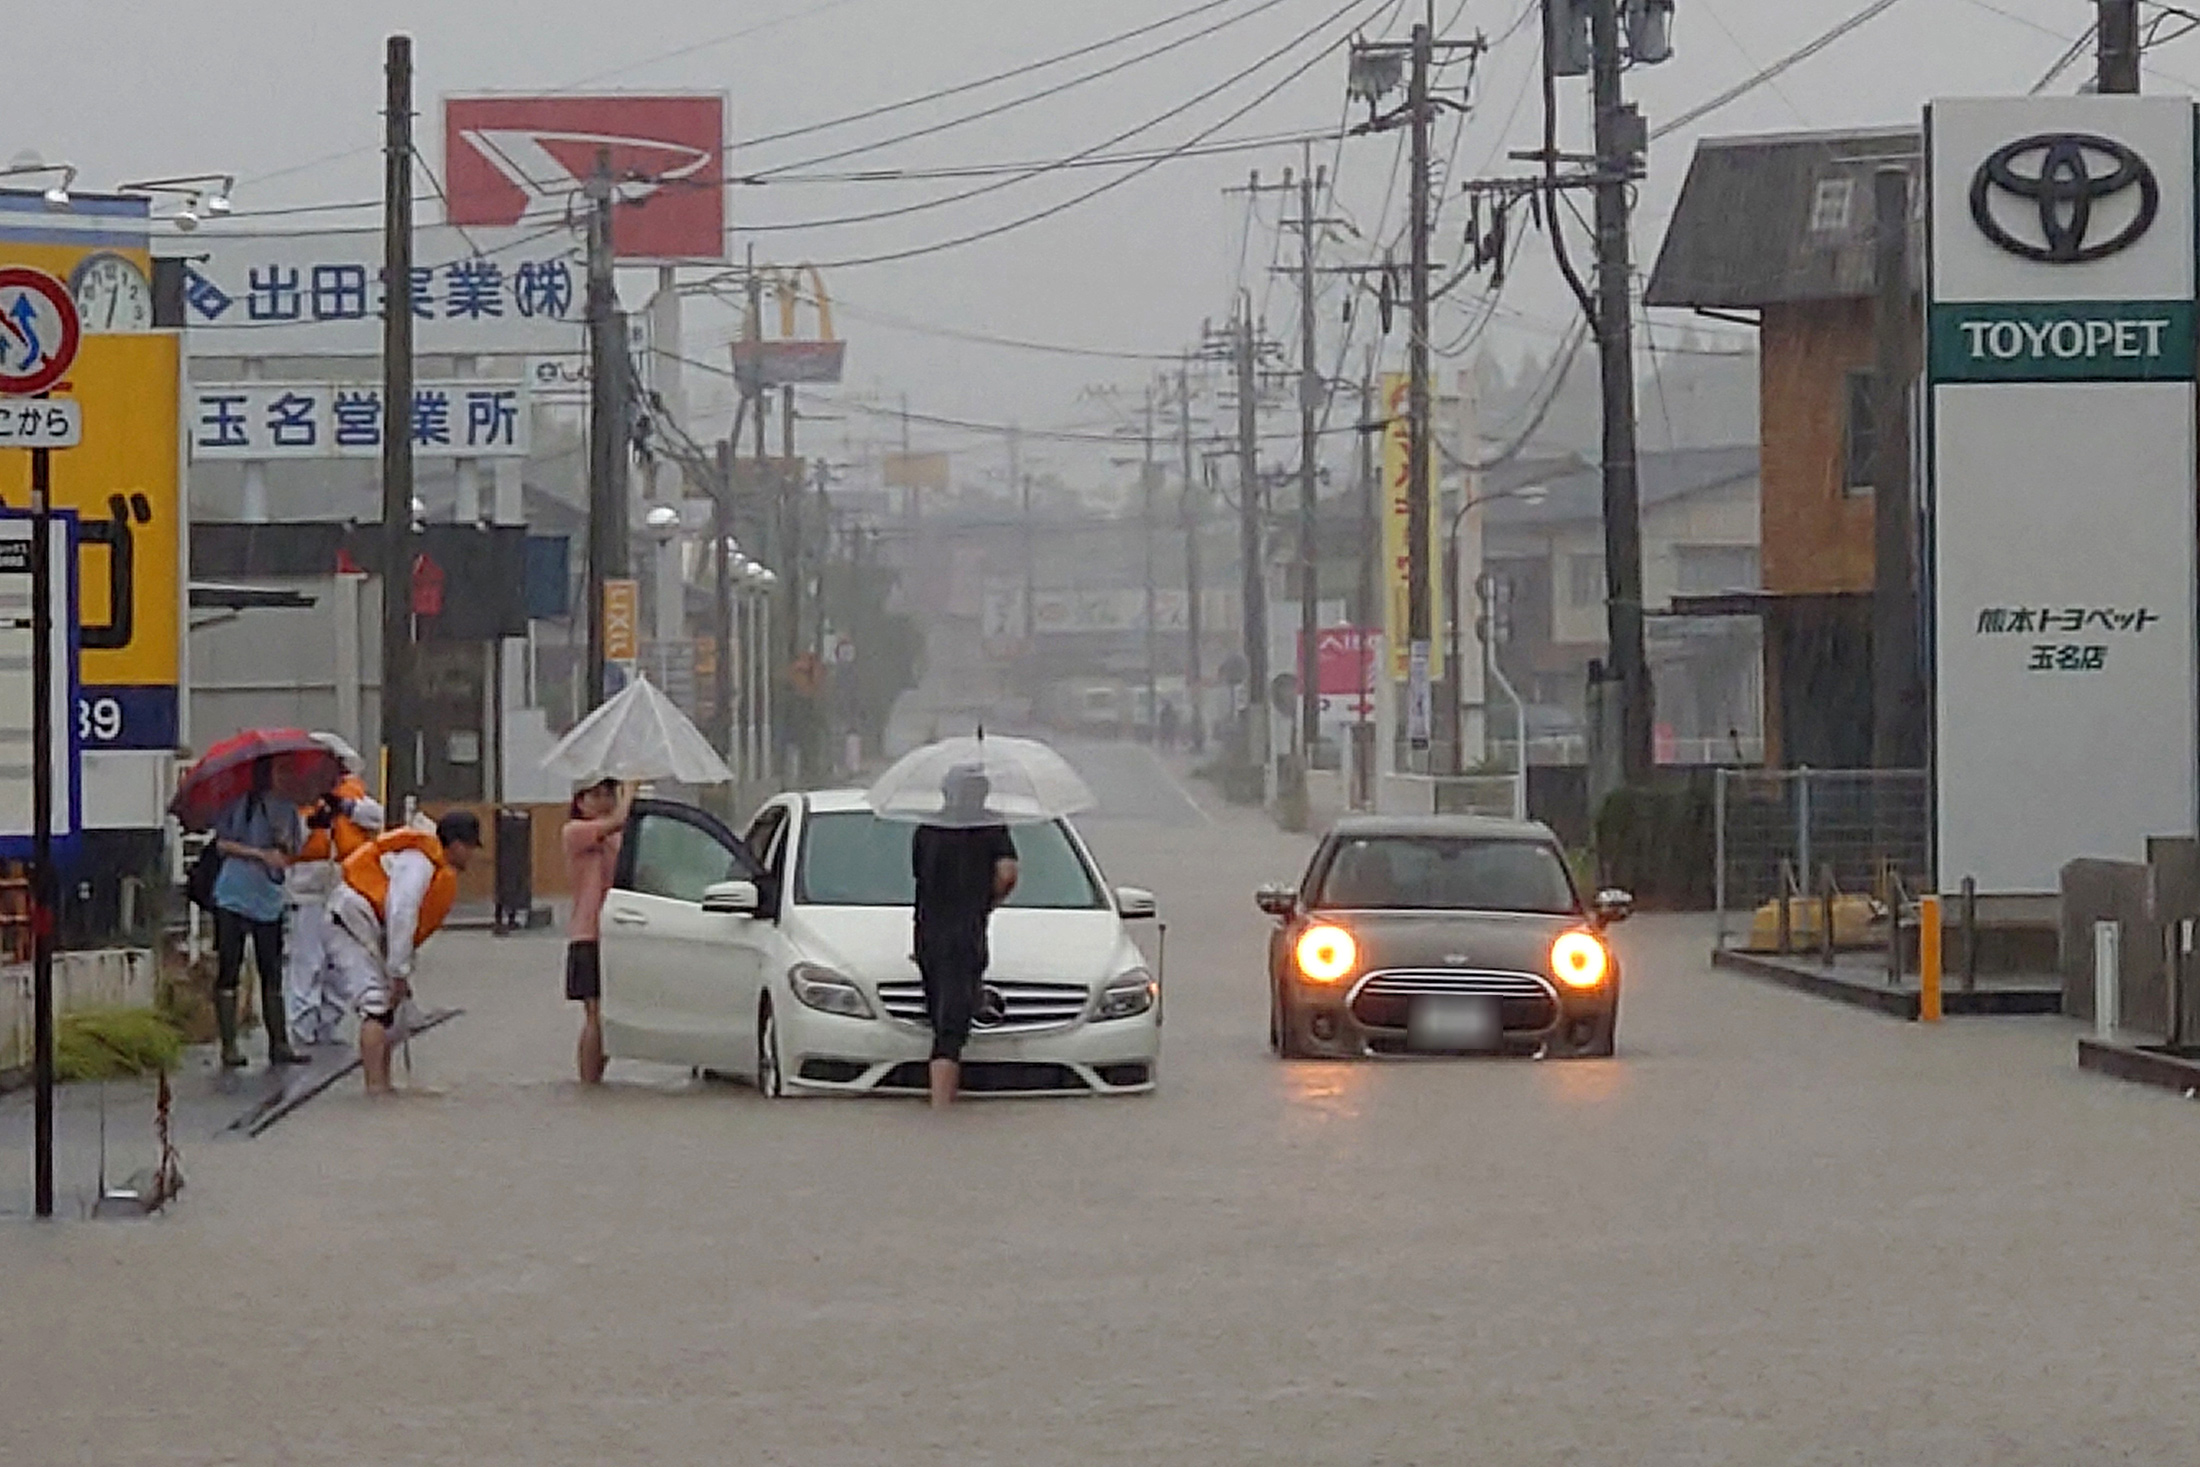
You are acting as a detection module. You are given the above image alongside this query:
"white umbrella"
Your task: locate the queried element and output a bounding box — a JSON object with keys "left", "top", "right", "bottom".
{"left": 865, "top": 733, "right": 1095, "bottom": 827}
{"left": 540, "top": 674, "right": 734, "bottom": 786}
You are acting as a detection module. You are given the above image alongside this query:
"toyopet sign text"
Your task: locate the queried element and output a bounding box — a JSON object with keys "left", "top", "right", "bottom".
{"left": 1930, "top": 299, "right": 2195, "bottom": 381}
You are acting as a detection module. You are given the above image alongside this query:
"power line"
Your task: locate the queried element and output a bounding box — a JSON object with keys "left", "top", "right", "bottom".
{"left": 787, "top": 0, "right": 1389, "bottom": 272}
{"left": 743, "top": 0, "right": 1304, "bottom": 182}
{"left": 233, "top": 0, "right": 885, "bottom": 191}
{"left": 1651, "top": 0, "right": 1914, "bottom": 141}
{"left": 731, "top": 0, "right": 1345, "bottom": 233}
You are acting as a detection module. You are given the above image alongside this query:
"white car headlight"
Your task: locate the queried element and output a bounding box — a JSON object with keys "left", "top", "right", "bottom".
{"left": 789, "top": 963, "right": 875, "bottom": 1019}
{"left": 1093, "top": 968, "right": 1156, "bottom": 1021}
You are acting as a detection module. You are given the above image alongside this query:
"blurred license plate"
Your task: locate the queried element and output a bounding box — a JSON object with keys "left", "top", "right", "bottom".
{"left": 1408, "top": 996, "right": 1500, "bottom": 1053}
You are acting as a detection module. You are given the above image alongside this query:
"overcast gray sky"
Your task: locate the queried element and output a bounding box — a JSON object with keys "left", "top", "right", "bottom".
{"left": 10, "top": 0, "right": 2183, "bottom": 472}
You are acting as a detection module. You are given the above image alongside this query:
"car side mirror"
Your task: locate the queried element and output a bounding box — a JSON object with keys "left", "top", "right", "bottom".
{"left": 1115, "top": 886, "right": 1158, "bottom": 920}
{"left": 1592, "top": 888, "right": 1634, "bottom": 927}
{"left": 1256, "top": 883, "right": 1297, "bottom": 919}
{"left": 702, "top": 879, "right": 762, "bottom": 917}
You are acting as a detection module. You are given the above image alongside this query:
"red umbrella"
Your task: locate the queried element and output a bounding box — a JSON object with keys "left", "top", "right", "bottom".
{"left": 170, "top": 728, "right": 346, "bottom": 833}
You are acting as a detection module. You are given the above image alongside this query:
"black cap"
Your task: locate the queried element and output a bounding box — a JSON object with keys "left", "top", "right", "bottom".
{"left": 437, "top": 810, "right": 484, "bottom": 849}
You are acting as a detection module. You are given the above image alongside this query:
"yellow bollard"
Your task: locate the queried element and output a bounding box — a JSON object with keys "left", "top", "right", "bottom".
{"left": 1918, "top": 894, "right": 1944, "bottom": 1023}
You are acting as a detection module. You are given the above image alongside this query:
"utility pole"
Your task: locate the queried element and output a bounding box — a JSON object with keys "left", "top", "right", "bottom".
{"left": 2098, "top": 0, "right": 2141, "bottom": 93}
{"left": 1349, "top": 8, "right": 1480, "bottom": 770}
{"left": 1234, "top": 301, "right": 1270, "bottom": 801}
{"left": 1405, "top": 15, "right": 1436, "bottom": 768}
{"left": 1013, "top": 424, "right": 1032, "bottom": 681}
{"left": 1589, "top": 0, "right": 1653, "bottom": 783}
{"left": 380, "top": 33, "right": 416, "bottom": 798}
{"left": 1141, "top": 384, "right": 1160, "bottom": 740}
{"left": 711, "top": 432, "right": 737, "bottom": 759}
{"left": 1178, "top": 362, "right": 1206, "bottom": 752}
{"left": 1293, "top": 159, "right": 1329, "bottom": 763}
{"left": 584, "top": 147, "right": 624, "bottom": 709}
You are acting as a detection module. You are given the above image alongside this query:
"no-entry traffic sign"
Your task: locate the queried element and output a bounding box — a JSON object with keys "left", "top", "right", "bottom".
{"left": 0, "top": 267, "right": 81, "bottom": 397}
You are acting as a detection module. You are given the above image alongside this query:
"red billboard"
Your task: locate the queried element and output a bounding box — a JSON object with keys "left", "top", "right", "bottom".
{"left": 443, "top": 94, "right": 726, "bottom": 261}
{"left": 1302, "top": 627, "right": 1377, "bottom": 710}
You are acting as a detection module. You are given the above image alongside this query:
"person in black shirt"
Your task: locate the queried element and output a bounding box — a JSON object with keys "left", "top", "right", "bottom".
{"left": 911, "top": 766, "right": 1020, "bottom": 1108}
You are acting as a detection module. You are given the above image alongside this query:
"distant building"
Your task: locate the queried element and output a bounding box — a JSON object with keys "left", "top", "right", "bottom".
{"left": 1480, "top": 446, "right": 1764, "bottom": 765}
{"left": 1645, "top": 124, "right": 1921, "bottom": 768}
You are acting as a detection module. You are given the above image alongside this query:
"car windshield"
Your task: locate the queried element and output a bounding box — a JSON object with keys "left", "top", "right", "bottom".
{"left": 795, "top": 810, "right": 1105, "bottom": 910}
{"left": 1313, "top": 835, "right": 1579, "bottom": 914}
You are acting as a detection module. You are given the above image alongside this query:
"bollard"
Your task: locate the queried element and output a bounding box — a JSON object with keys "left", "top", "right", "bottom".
{"left": 1918, "top": 895, "right": 1943, "bottom": 1023}
{"left": 2094, "top": 919, "right": 2120, "bottom": 1040}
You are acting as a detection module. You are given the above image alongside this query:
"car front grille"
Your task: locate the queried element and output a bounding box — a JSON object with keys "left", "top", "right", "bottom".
{"left": 1348, "top": 969, "right": 1560, "bottom": 1033}
{"left": 878, "top": 1060, "right": 1091, "bottom": 1093}
{"left": 874, "top": 978, "right": 1091, "bottom": 1032}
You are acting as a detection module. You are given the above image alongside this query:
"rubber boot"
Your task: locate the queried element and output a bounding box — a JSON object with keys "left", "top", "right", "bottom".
{"left": 214, "top": 991, "right": 247, "bottom": 1069}
{"left": 262, "top": 973, "right": 309, "bottom": 1065}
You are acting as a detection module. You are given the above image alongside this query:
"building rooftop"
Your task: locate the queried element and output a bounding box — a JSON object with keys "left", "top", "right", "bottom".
{"left": 1481, "top": 444, "right": 1759, "bottom": 526}
{"left": 1645, "top": 125, "right": 1922, "bottom": 310}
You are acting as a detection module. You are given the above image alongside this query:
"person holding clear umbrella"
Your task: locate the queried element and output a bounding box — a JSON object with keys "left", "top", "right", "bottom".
{"left": 911, "top": 764, "right": 1019, "bottom": 1108}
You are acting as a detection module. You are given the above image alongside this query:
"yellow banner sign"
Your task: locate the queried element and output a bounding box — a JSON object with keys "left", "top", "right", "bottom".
{"left": 603, "top": 579, "right": 640, "bottom": 663}
{"left": 1379, "top": 373, "right": 1445, "bottom": 682}
{"left": 0, "top": 330, "right": 182, "bottom": 750}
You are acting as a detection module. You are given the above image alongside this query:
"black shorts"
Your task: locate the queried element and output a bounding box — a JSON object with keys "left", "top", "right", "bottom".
{"left": 565, "top": 941, "right": 603, "bottom": 1002}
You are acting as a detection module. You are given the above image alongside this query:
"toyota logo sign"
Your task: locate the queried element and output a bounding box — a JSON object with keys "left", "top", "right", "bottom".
{"left": 1968, "top": 132, "right": 2159, "bottom": 264}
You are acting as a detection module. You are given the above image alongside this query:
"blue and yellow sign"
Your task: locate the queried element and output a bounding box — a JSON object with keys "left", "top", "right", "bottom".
{"left": 0, "top": 192, "right": 182, "bottom": 751}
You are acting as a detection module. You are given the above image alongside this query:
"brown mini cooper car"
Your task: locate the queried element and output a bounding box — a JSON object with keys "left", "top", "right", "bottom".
{"left": 1259, "top": 815, "right": 1630, "bottom": 1060}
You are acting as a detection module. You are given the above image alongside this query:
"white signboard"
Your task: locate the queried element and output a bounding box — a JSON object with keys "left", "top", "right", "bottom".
{"left": 1928, "top": 96, "right": 2198, "bottom": 892}
{"left": 0, "top": 398, "right": 81, "bottom": 449}
{"left": 188, "top": 380, "right": 530, "bottom": 460}
{"left": 0, "top": 517, "right": 79, "bottom": 844}
{"left": 181, "top": 225, "right": 586, "bottom": 356}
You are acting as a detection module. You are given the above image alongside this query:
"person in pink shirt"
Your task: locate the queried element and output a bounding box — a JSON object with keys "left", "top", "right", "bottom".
{"left": 563, "top": 778, "right": 633, "bottom": 1084}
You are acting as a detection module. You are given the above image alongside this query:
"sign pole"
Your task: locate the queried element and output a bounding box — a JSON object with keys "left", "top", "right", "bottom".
{"left": 30, "top": 441, "right": 54, "bottom": 1217}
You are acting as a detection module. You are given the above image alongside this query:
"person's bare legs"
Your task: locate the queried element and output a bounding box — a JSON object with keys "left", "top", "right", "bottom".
{"left": 928, "top": 1057, "right": 959, "bottom": 1109}
{"left": 578, "top": 999, "right": 606, "bottom": 1085}
{"left": 360, "top": 1016, "right": 395, "bottom": 1095}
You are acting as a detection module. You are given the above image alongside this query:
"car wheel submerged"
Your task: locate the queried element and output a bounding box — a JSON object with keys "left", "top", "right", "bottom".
{"left": 757, "top": 999, "right": 787, "bottom": 1098}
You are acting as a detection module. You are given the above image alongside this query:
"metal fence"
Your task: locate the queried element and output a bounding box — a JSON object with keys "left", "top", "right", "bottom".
{"left": 1714, "top": 768, "right": 1931, "bottom": 950}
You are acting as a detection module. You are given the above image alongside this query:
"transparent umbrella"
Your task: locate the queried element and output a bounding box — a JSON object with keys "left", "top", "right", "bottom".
{"left": 540, "top": 674, "right": 734, "bottom": 786}
{"left": 865, "top": 734, "right": 1096, "bottom": 828}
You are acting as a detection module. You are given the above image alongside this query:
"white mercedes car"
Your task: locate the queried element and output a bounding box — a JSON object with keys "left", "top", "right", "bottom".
{"left": 598, "top": 791, "right": 1162, "bottom": 1096}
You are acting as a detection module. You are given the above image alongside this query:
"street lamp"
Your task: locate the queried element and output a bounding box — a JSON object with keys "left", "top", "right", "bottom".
{"left": 116, "top": 173, "right": 234, "bottom": 231}
{"left": 1445, "top": 483, "right": 1547, "bottom": 778}
{"left": 1, "top": 159, "right": 76, "bottom": 210}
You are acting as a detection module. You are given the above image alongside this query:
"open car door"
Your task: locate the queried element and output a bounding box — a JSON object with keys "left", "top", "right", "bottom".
{"left": 599, "top": 799, "right": 767, "bottom": 1069}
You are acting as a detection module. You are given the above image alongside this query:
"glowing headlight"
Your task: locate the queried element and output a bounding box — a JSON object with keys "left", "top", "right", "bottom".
{"left": 1550, "top": 931, "right": 1609, "bottom": 989}
{"left": 1295, "top": 924, "right": 1358, "bottom": 984}
{"left": 789, "top": 963, "right": 875, "bottom": 1019}
{"left": 1094, "top": 969, "right": 1156, "bottom": 1021}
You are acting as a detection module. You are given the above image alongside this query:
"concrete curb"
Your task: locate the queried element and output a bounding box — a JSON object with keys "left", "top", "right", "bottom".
{"left": 224, "top": 1008, "right": 463, "bottom": 1138}
{"left": 1709, "top": 948, "right": 2064, "bottom": 1020}
{"left": 2076, "top": 1036, "right": 2200, "bottom": 1097}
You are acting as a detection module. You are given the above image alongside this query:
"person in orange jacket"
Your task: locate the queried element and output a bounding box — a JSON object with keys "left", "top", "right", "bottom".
{"left": 285, "top": 738, "right": 386, "bottom": 1048}
{"left": 325, "top": 811, "right": 482, "bottom": 1095}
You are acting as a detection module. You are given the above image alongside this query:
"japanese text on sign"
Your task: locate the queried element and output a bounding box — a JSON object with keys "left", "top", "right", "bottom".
{"left": 1976, "top": 605, "right": 2156, "bottom": 674}
{"left": 189, "top": 381, "right": 530, "bottom": 460}
{"left": 182, "top": 228, "right": 585, "bottom": 355}
{"left": 0, "top": 399, "right": 82, "bottom": 448}
{"left": 1974, "top": 606, "right": 2158, "bottom": 635}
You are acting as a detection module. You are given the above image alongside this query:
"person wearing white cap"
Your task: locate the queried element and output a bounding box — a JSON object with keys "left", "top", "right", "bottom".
{"left": 283, "top": 733, "right": 386, "bottom": 1047}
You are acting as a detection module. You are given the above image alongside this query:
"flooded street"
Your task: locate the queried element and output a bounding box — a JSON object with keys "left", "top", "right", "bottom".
{"left": 9, "top": 752, "right": 2200, "bottom": 1465}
